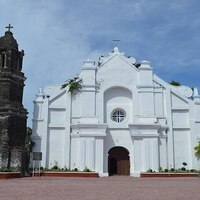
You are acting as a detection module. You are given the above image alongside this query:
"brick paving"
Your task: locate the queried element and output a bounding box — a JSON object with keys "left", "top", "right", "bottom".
{"left": 0, "top": 176, "right": 200, "bottom": 200}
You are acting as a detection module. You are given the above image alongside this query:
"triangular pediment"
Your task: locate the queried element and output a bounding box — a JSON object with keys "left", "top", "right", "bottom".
{"left": 98, "top": 53, "right": 138, "bottom": 72}
{"left": 96, "top": 48, "right": 140, "bottom": 86}
{"left": 97, "top": 47, "right": 139, "bottom": 71}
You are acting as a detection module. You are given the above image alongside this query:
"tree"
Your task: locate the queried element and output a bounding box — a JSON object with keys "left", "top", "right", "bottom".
{"left": 26, "top": 127, "right": 35, "bottom": 152}
{"left": 194, "top": 142, "right": 200, "bottom": 170}
{"left": 61, "top": 76, "right": 82, "bottom": 94}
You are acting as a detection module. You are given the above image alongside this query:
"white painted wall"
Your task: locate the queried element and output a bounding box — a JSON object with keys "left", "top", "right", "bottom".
{"left": 32, "top": 47, "right": 200, "bottom": 176}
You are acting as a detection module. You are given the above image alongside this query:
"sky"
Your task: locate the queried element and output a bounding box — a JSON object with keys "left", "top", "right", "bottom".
{"left": 0, "top": 0, "right": 200, "bottom": 126}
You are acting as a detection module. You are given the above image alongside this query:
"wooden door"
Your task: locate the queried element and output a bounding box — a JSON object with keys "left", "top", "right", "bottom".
{"left": 117, "top": 160, "right": 130, "bottom": 175}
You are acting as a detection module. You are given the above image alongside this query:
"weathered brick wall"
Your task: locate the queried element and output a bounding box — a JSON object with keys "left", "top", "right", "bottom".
{"left": 0, "top": 30, "right": 28, "bottom": 175}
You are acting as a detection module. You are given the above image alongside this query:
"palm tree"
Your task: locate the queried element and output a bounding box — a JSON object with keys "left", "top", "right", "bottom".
{"left": 194, "top": 142, "right": 200, "bottom": 171}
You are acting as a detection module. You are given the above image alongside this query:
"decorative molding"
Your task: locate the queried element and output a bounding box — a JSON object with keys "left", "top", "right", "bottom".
{"left": 71, "top": 123, "right": 107, "bottom": 137}
{"left": 49, "top": 105, "right": 66, "bottom": 109}
{"left": 171, "top": 107, "right": 189, "bottom": 111}
{"left": 129, "top": 123, "right": 168, "bottom": 137}
{"left": 32, "top": 119, "right": 44, "bottom": 122}
{"left": 48, "top": 123, "right": 66, "bottom": 128}
{"left": 131, "top": 134, "right": 159, "bottom": 138}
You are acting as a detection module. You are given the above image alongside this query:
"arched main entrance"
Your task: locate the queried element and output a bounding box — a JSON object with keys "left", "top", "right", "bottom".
{"left": 108, "top": 146, "right": 130, "bottom": 176}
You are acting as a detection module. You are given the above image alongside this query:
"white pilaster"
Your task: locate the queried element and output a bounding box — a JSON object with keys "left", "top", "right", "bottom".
{"left": 166, "top": 88, "right": 175, "bottom": 169}
{"left": 138, "top": 60, "right": 153, "bottom": 86}
{"left": 95, "top": 139, "right": 104, "bottom": 173}
{"left": 64, "top": 92, "right": 71, "bottom": 169}
{"left": 79, "top": 139, "right": 86, "bottom": 170}
{"left": 80, "top": 60, "right": 97, "bottom": 120}
{"left": 85, "top": 139, "right": 95, "bottom": 170}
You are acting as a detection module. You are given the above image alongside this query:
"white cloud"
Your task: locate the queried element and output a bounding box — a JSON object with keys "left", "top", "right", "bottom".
{"left": 0, "top": 0, "right": 200, "bottom": 126}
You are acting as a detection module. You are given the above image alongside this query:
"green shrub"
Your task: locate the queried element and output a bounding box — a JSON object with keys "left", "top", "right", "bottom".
{"left": 159, "top": 166, "right": 163, "bottom": 172}
{"left": 83, "top": 167, "right": 91, "bottom": 172}
{"left": 147, "top": 169, "right": 153, "bottom": 173}
{"left": 52, "top": 166, "right": 58, "bottom": 170}
{"left": 164, "top": 169, "right": 168, "bottom": 172}
{"left": 133, "top": 63, "right": 141, "bottom": 68}
{"left": 0, "top": 169, "right": 14, "bottom": 172}
{"left": 181, "top": 167, "right": 186, "bottom": 171}
{"left": 170, "top": 80, "right": 181, "bottom": 86}
{"left": 0, "top": 167, "right": 18, "bottom": 172}
{"left": 170, "top": 168, "right": 175, "bottom": 172}
{"left": 64, "top": 167, "right": 69, "bottom": 171}
{"left": 182, "top": 162, "right": 187, "bottom": 167}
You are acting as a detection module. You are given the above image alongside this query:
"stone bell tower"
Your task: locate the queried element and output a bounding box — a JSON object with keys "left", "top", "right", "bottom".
{"left": 0, "top": 24, "right": 28, "bottom": 172}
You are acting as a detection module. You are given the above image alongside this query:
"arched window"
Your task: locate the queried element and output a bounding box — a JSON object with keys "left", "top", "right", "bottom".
{"left": 1, "top": 53, "right": 6, "bottom": 68}
{"left": 0, "top": 53, "right": 5, "bottom": 68}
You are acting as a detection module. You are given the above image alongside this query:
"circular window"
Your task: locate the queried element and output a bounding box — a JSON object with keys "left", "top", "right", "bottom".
{"left": 112, "top": 109, "right": 125, "bottom": 123}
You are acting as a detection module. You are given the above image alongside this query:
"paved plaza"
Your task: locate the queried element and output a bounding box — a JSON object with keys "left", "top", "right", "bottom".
{"left": 0, "top": 176, "right": 200, "bottom": 200}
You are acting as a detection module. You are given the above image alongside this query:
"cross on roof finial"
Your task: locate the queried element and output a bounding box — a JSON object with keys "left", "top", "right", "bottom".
{"left": 112, "top": 39, "right": 120, "bottom": 47}
{"left": 5, "top": 24, "right": 13, "bottom": 32}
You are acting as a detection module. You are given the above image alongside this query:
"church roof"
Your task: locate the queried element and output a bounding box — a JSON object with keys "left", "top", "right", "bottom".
{"left": 0, "top": 31, "right": 18, "bottom": 50}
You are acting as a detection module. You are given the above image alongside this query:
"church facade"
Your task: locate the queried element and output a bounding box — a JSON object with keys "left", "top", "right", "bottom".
{"left": 32, "top": 47, "right": 200, "bottom": 176}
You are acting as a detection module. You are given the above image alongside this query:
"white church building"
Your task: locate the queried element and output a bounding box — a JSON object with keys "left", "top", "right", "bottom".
{"left": 32, "top": 47, "right": 200, "bottom": 176}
